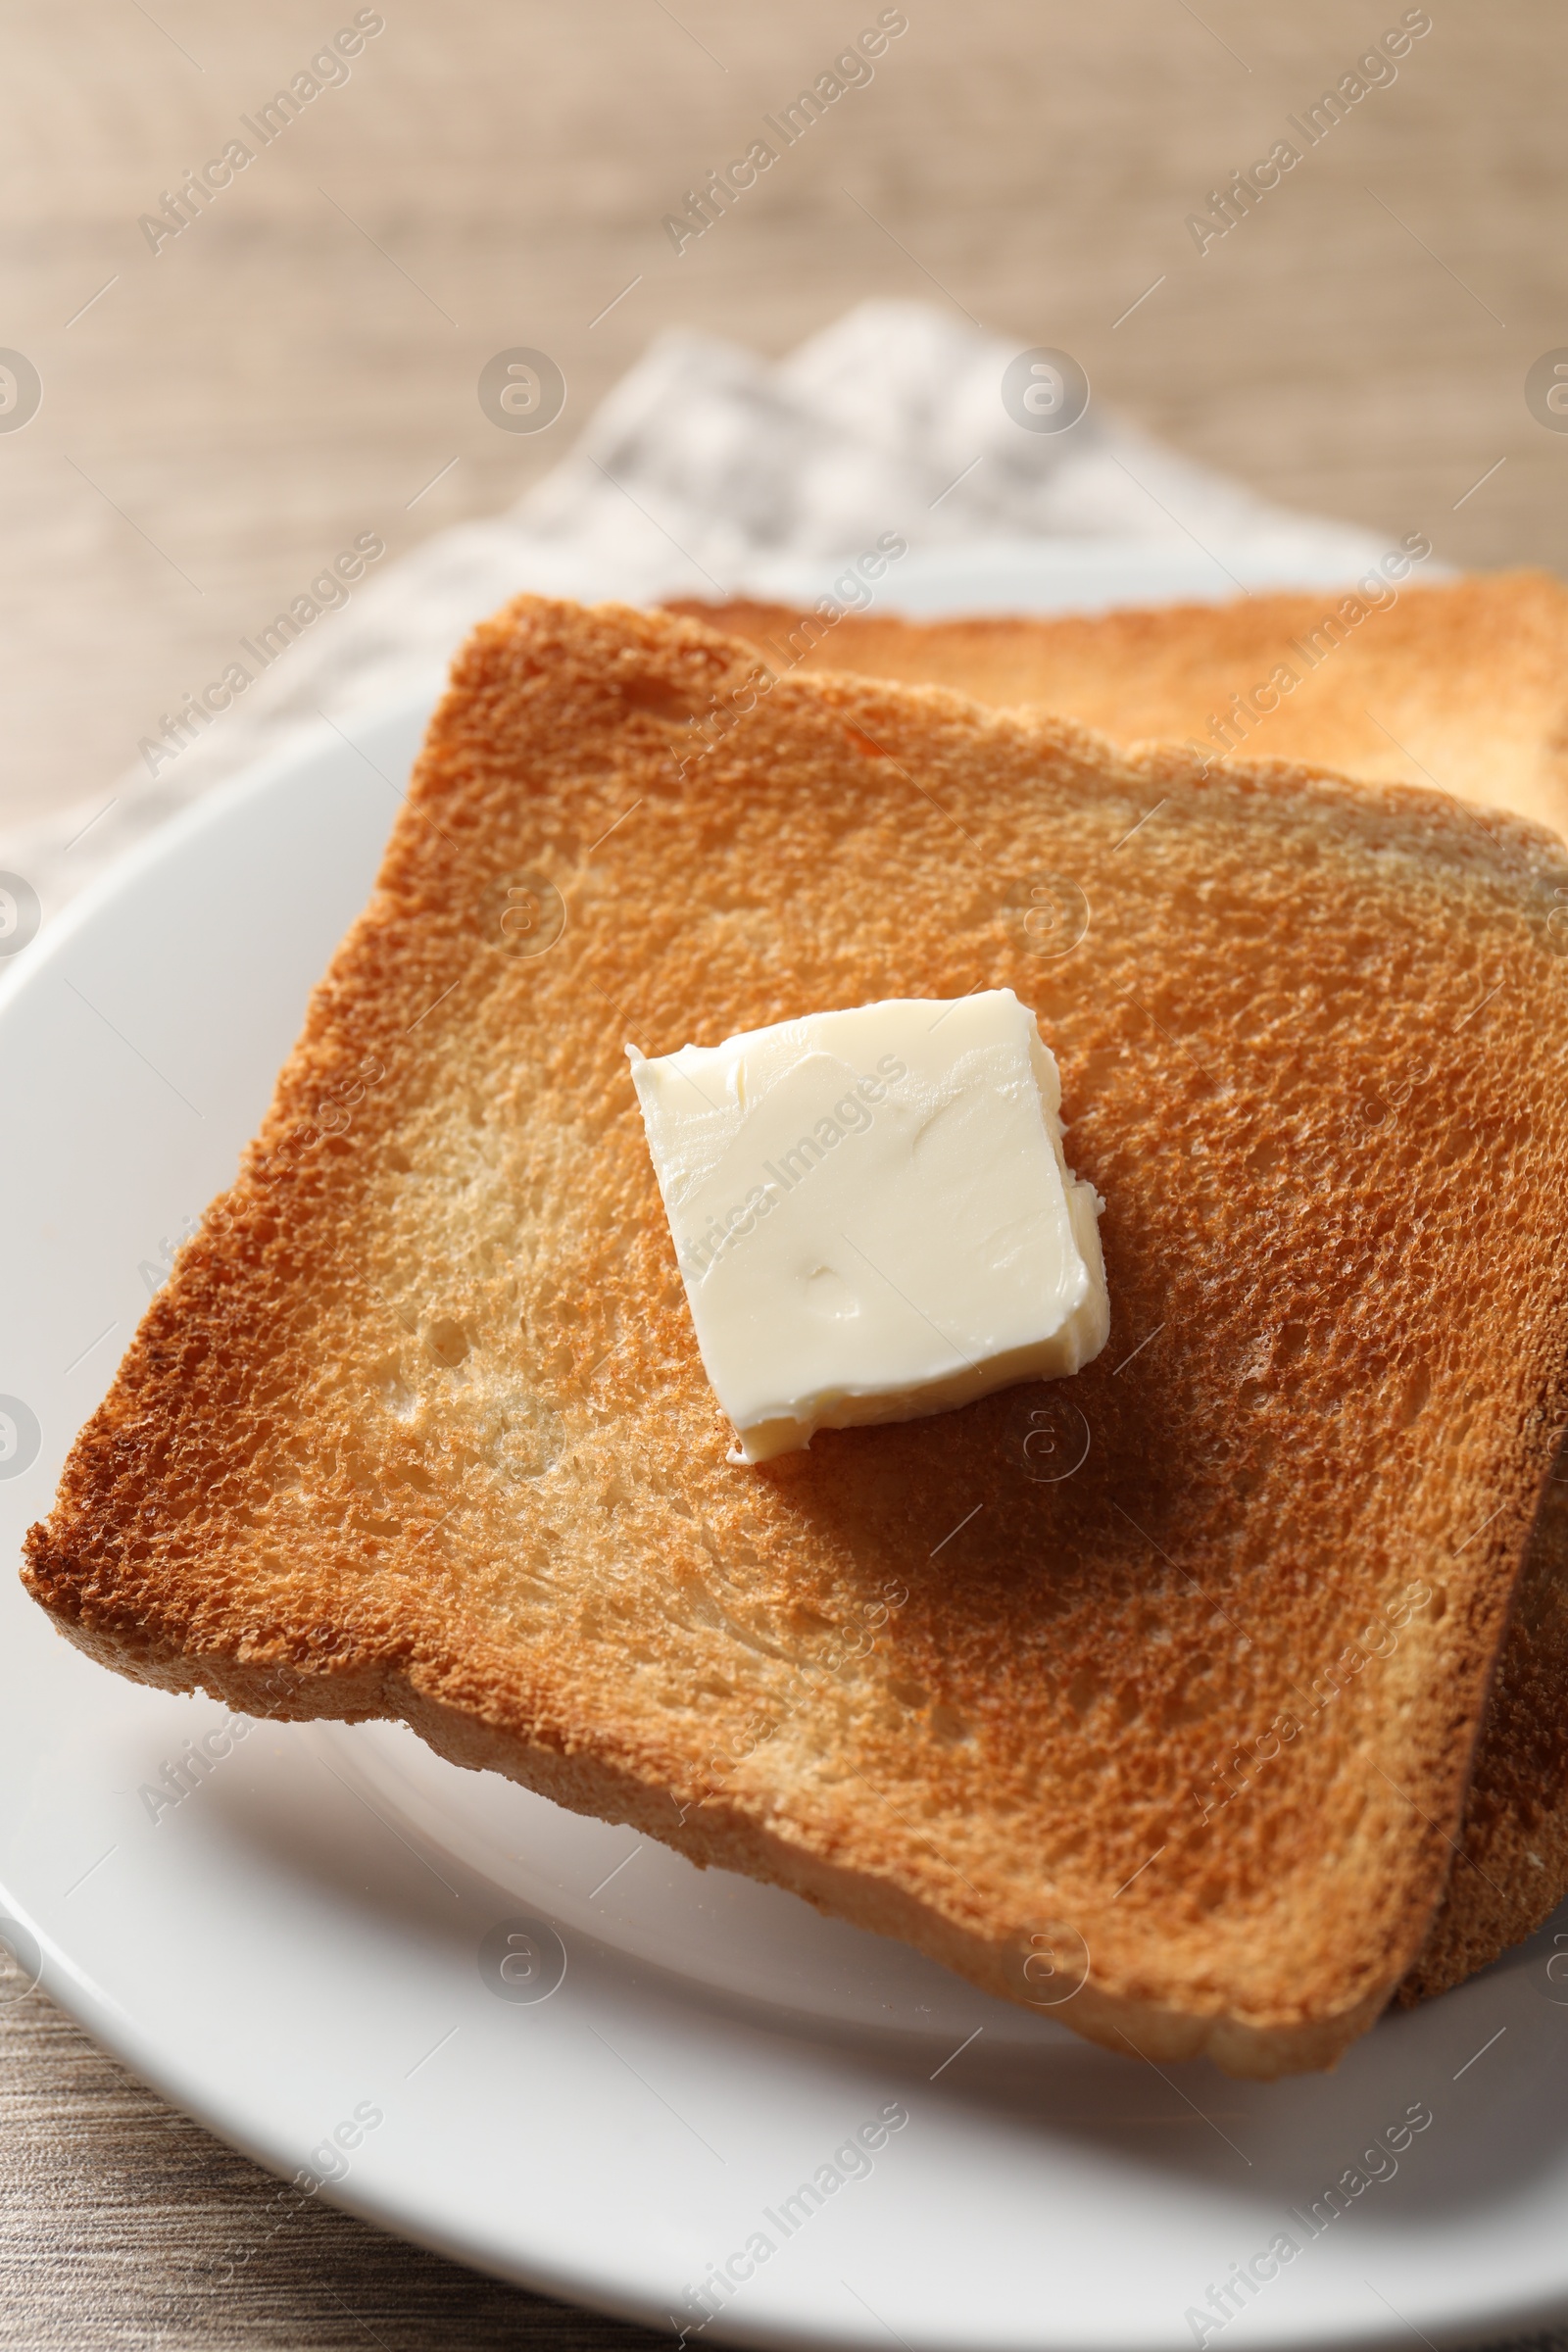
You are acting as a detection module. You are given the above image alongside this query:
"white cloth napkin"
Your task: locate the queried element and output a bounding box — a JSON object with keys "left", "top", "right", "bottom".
{"left": 3, "top": 300, "right": 1390, "bottom": 922}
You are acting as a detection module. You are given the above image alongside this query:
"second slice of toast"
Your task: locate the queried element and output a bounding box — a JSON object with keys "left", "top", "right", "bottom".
{"left": 671, "top": 571, "right": 1568, "bottom": 841}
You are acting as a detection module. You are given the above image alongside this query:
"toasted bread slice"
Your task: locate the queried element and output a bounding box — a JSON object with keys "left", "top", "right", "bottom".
{"left": 24, "top": 599, "right": 1568, "bottom": 2077}
{"left": 670, "top": 580, "right": 1568, "bottom": 2003}
{"left": 669, "top": 571, "right": 1568, "bottom": 842}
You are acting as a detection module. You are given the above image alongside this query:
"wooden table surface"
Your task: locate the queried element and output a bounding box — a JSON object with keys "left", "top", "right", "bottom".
{"left": 4, "top": 1, "right": 1568, "bottom": 2341}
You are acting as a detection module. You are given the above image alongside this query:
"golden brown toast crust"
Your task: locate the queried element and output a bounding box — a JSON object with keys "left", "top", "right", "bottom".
{"left": 671, "top": 583, "right": 1568, "bottom": 2000}
{"left": 24, "top": 598, "right": 1568, "bottom": 2077}
{"left": 670, "top": 573, "right": 1568, "bottom": 843}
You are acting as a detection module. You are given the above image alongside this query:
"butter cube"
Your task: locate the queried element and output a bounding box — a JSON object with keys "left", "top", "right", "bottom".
{"left": 628, "top": 991, "right": 1108, "bottom": 1463}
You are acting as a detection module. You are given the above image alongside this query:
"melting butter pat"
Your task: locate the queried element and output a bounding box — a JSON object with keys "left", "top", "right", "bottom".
{"left": 627, "top": 991, "right": 1108, "bottom": 1464}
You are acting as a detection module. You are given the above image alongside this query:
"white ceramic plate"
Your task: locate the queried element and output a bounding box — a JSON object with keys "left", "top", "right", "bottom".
{"left": 2, "top": 551, "right": 1566, "bottom": 2352}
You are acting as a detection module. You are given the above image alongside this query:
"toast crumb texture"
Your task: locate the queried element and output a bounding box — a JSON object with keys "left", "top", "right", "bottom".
{"left": 24, "top": 597, "right": 1568, "bottom": 2076}
{"left": 1399, "top": 1473, "right": 1568, "bottom": 2000}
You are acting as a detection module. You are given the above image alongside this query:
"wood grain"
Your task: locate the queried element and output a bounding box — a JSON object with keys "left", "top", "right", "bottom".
{"left": 4, "top": 0, "right": 1568, "bottom": 2337}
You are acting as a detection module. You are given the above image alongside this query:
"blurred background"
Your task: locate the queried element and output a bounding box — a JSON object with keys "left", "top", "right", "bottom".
{"left": 4, "top": 4, "right": 1567, "bottom": 2344}
{"left": 2, "top": 0, "right": 1565, "bottom": 839}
